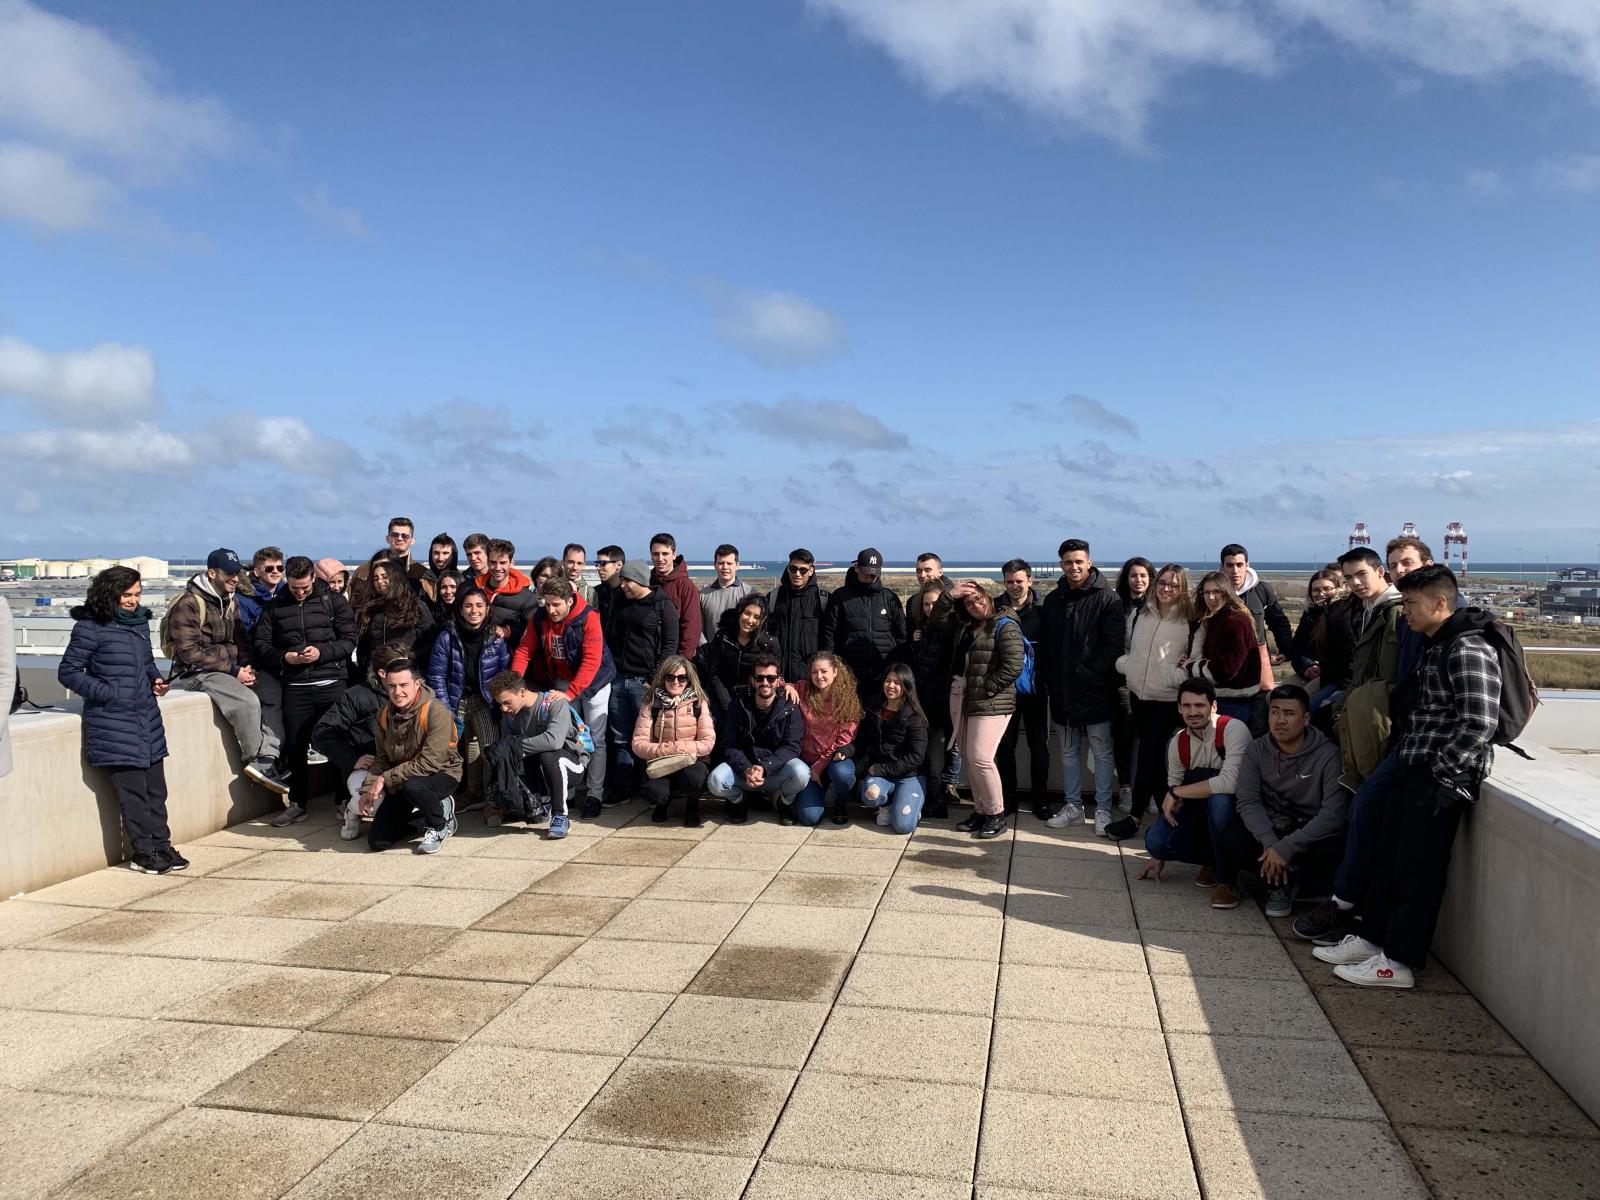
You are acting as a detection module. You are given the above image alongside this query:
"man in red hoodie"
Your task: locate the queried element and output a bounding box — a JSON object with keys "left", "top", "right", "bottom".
{"left": 650, "top": 532, "right": 703, "bottom": 656}
{"left": 512, "top": 577, "right": 616, "bottom": 815}
{"left": 477, "top": 539, "right": 538, "bottom": 645}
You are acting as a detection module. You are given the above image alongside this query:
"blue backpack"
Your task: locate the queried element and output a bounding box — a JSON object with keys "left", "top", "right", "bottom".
{"left": 995, "top": 614, "right": 1036, "bottom": 695}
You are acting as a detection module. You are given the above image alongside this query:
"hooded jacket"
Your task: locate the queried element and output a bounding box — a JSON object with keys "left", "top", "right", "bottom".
{"left": 59, "top": 608, "right": 167, "bottom": 769}
{"left": 371, "top": 683, "right": 462, "bottom": 788}
{"left": 167, "top": 573, "right": 249, "bottom": 677}
{"left": 427, "top": 619, "right": 511, "bottom": 710}
{"left": 1041, "top": 567, "right": 1126, "bottom": 727}
{"left": 651, "top": 555, "right": 704, "bottom": 657}
{"left": 511, "top": 594, "right": 616, "bottom": 702}
{"left": 1186, "top": 607, "right": 1260, "bottom": 697}
{"left": 721, "top": 686, "right": 803, "bottom": 776}
{"left": 236, "top": 576, "right": 282, "bottom": 632}
{"left": 1290, "top": 598, "right": 1355, "bottom": 688}
{"left": 695, "top": 606, "right": 783, "bottom": 713}
{"left": 851, "top": 703, "right": 929, "bottom": 781}
{"left": 1233, "top": 724, "right": 1346, "bottom": 860}
{"left": 1236, "top": 566, "right": 1294, "bottom": 658}
{"left": 311, "top": 674, "right": 383, "bottom": 776}
{"left": 819, "top": 574, "right": 907, "bottom": 691}
{"left": 606, "top": 587, "right": 678, "bottom": 679}
{"left": 1347, "top": 587, "right": 1402, "bottom": 690}
{"left": 631, "top": 689, "right": 717, "bottom": 762}
{"left": 252, "top": 581, "right": 358, "bottom": 684}
{"left": 897, "top": 593, "right": 957, "bottom": 725}
{"left": 1115, "top": 603, "right": 1189, "bottom": 703}
{"left": 767, "top": 578, "right": 829, "bottom": 682}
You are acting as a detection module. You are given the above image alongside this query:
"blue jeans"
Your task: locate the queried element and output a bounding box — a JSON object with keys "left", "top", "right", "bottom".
{"left": 1059, "top": 721, "right": 1116, "bottom": 811}
{"left": 1144, "top": 792, "right": 1237, "bottom": 881}
{"left": 862, "top": 774, "right": 925, "bottom": 834}
{"left": 1332, "top": 749, "right": 1396, "bottom": 906}
{"left": 707, "top": 758, "right": 811, "bottom": 806}
{"left": 1217, "top": 698, "right": 1255, "bottom": 723}
{"left": 607, "top": 676, "right": 648, "bottom": 787}
{"left": 794, "top": 759, "right": 857, "bottom": 826}
{"left": 942, "top": 743, "right": 963, "bottom": 788}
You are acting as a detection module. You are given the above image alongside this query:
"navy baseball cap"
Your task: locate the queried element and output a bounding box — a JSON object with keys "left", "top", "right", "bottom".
{"left": 855, "top": 548, "right": 883, "bottom": 576}
{"left": 207, "top": 548, "right": 243, "bottom": 575}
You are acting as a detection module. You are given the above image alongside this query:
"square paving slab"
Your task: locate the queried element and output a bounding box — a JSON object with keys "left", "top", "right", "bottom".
{"left": 515, "top": 1138, "right": 755, "bottom": 1200}
{"left": 198, "top": 1030, "right": 451, "bottom": 1121}
{"left": 283, "top": 1124, "right": 547, "bottom": 1200}
{"left": 404, "top": 930, "right": 584, "bottom": 984}
{"left": 1186, "top": 1109, "right": 1429, "bottom": 1200}
{"left": 634, "top": 993, "right": 829, "bottom": 1070}
{"left": 314, "top": 975, "right": 523, "bottom": 1042}
{"left": 568, "top": 1057, "right": 797, "bottom": 1156}
{"left": 476, "top": 984, "right": 674, "bottom": 1056}
{"left": 378, "top": 1043, "right": 619, "bottom": 1136}
{"left": 540, "top": 937, "right": 714, "bottom": 992}
{"left": 0, "top": 1088, "right": 175, "bottom": 1200}
{"left": 756, "top": 871, "right": 888, "bottom": 908}
{"left": 470, "top": 892, "right": 628, "bottom": 935}
{"left": 593, "top": 897, "right": 748, "bottom": 945}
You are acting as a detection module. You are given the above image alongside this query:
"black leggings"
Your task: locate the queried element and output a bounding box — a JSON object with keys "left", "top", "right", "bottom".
{"left": 107, "top": 762, "right": 171, "bottom": 857}
{"left": 641, "top": 760, "right": 710, "bottom": 814}
{"left": 1129, "top": 697, "right": 1181, "bottom": 820}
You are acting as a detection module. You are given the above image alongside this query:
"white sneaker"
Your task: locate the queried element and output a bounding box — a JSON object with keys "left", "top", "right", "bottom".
{"left": 1118, "top": 786, "right": 1132, "bottom": 812}
{"left": 1094, "top": 809, "right": 1112, "bottom": 837}
{"left": 339, "top": 802, "right": 362, "bottom": 841}
{"left": 1334, "top": 953, "right": 1415, "bottom": 989}
{"left": 875, "top": 805, "right": 890, "bottom": 827}
{"left": 1312, "top": 934, "right": 1382, "bottom": 966}
{"left": 1045, "top": 803, "right": 1084, "bottom": 829}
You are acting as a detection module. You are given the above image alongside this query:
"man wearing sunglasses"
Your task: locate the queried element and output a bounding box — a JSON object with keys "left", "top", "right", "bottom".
{"left": 706, "top": 654, "right": 809, "bottom": 824}
{"left": 236, "top": 546, "right": 288, "bottom": 767}
{"left": 350, "top": 517, "right": 437, "bottom": 611}
{"left": 767, "top": 547, "right": 829, "bottom": 683}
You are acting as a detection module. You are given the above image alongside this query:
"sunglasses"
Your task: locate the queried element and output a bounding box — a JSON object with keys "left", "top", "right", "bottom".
{"left": 752, "top": 673, "right": 780, "bottom": 683}
{"left": 666, "top": 672, "right": 689, "bottom": 682}
{"left": 787, "top": 565, "right": 812, "bottom": 575}
{"left": 387, "top": 531, "right": 412, "bottom": 540}
{"left": 262, "top": 565, "right": 285, "bottom": 574}
{"left": 595, "top": 558, "right": 612, "bottom": 567}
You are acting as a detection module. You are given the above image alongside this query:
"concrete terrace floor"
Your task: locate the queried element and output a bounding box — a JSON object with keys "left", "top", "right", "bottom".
{"left": 2, "top": 803, "right": 1596, "bottom": 1200}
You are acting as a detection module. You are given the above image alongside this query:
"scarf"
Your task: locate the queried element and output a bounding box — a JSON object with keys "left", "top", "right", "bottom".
{"left": 116, "top": 606, "right": 152, "bottom": 627}
{"left": 457, "top": 617, "right": 488, "bottom": 694}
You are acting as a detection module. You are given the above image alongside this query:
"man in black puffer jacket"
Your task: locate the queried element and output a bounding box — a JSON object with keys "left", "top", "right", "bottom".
{"left": 253, "top": 557, "right": 358, "bottom": 827}
{"left": 767, "top": 548, "right": 829, "bottom": 683}
{"left": 820, "top": 548, "right": 907, "bottom": 701}
{"left": 603, "top": 562, "right": 680, "bottom": 807}
{"left": 1041, "top": 539, "right": 1125, "bottom": 834}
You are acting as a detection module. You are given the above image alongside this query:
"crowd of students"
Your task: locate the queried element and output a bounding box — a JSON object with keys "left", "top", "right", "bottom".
{"left": 47, "top": 518, "right": 1510, "bottom": 990}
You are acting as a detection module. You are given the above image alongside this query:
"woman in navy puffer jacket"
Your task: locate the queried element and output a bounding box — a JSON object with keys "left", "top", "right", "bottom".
{"left": 58, "top": 566, "right": 182, "bottom": 875}
{"left": 426, "top": 587, "right": 509, "bottom": 814}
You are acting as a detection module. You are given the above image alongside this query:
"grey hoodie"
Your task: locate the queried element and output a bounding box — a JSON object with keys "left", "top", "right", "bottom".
{"left": 1233, "top": 724, "right": 1346, "bottom": 860}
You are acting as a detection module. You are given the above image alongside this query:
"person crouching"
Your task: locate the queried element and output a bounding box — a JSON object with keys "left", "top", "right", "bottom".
{"left": 489, "top": 670, "right": 591, "bottom": 840}
{"left": 357, "top": 661, "right": 462, "bottom": 854}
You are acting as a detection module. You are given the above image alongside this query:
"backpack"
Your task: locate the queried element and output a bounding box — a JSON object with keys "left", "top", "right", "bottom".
{"left": 158, "top": 591, "right": 204, "bottom": 662}
{"left": 377, "top": 697, "right": 459, "bottom": 752}
{"left": 995, "top": 614, "right": 1036, "bottom": 695}
{"left": 1177, "top": 715, "right": 1235, "bottom": 771}
{"left": 1448, "top": 612, "right": 1540, "bottom": 758}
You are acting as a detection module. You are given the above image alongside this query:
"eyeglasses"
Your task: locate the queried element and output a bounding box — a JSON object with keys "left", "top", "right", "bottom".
{"left": 1202, "top": 589, "right": 1224, "bottom": 599}
{"left": 666, "top": 672, "right": 688, "bottom": 682}
{"left": 752, "top": 673, "right": 780, "bottom": 683}
{"left": 262, "top": 565, "right": 284, "bottom": 575}
{"left": 1156, "top": 580, "right": 1180, "bottom": 591}
{"left": 787, "top": 565, "right": 812, "bottom": 575}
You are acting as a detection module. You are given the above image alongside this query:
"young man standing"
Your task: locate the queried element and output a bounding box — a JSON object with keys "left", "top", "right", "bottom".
{"left": 768, "top": 548, "right": 829, "bottom": 684}
{"left": 915, "top": 554, "right": 944, "bottom": 584}
{"left": 820, "top": 548, "right": 907, "bottom": 700}
{"left": 594, "top": 545, "right": 625, "bottom": 628}
{"left": 357, "top": 660, "right": 462, "bottom": 854}
{"left": 700, "top": 543, "right": 751, "bottom": 639}
{"left": 166, "top": 547, "right": 286, "bottom": 794}
{"left": 463, "top": 533, "right": 491, "bottom": 582}
{"left": 563, "top": 543, "right": 596, "bottom": 607}
{"left": 996, "top": 558, "right": 1051, "bottom": 820}
{"left": 650, "top": 532, "right": 703, "bottom": 655}
{"left": 490, "top": 670, "right": 591, "bottom": 840}
{"left": 1226, "top": 684, "right": 1347, "bottom": 917}
{"left": 479, "top": 539, "right": 537, "bottom": 645}
{"left": 1042, "top": 539, "right": 1125, "bottom": 834}
{"left": 1220, "top": 543, "right": 1294, "bottom": 680}
{"left": 605, "top": 562, "right": 678, "bottom": 809}
{"left": 1138, "top": 679, "right": 1254, "bottom": 907}
{"left": 1315, "top": 566, "right": 1500, "bottom": 988}
{"left": 253, "top": 556, "right": 358, "bottom": 826}
{"left": 707, "top": 654, "right": 810, "bottom": 824}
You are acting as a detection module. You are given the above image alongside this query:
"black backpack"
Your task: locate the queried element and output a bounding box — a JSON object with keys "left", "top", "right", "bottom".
{"left": 1445, "top": 609, "right": 1540, "bottom": 758}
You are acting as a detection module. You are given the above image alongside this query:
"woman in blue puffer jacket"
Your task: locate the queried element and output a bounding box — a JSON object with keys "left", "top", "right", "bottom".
{"left": 426, "top": 586, "right": 510, "bottom": 818}
{"left": 58, "top": 566, "right": 183, "bottom": 875}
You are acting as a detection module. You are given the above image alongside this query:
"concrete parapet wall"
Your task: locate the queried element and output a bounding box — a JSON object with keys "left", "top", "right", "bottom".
{"left": 1434, "top": 745, "right": 1600, "bottom": 1124}
{"left": 0, "top": 691, "right": 292, "bottom": 896}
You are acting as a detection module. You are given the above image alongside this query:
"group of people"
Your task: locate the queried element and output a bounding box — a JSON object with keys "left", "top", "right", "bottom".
{"left": 48, "top": 519, "right": 1510, "bottom": 990}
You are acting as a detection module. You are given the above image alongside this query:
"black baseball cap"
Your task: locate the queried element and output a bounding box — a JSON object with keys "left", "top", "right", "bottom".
{"left": 207, "top": 548, "right": 243, "bottom": 575}
{"left": 855, "top": 548, "right": 882, "bottom": 576}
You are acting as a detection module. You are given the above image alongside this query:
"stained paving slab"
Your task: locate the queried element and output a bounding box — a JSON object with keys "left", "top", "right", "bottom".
{"left": 3, "top": 801, "right": 1596, "bottom": 1198}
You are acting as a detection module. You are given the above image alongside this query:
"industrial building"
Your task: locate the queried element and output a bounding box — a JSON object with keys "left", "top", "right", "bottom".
{"left": 1540, "top": 577, "right": 1600, "bottom": 623}
{"left": 0, "top": 556, "right": 170, "bottom": 581}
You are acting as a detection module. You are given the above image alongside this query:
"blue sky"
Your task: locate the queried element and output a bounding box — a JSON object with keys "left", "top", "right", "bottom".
{"left": 2, "top": 0, "right": 1597, "bottom": 565}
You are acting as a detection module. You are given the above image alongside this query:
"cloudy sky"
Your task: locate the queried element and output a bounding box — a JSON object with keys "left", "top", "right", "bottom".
{"left": 2, "top": 0, "right": 1597, "bottom": 564}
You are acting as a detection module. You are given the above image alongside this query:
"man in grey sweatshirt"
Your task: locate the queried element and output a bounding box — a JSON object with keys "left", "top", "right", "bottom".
{"left": 1220, "top": 683, "right": 1348, "bottom": 914}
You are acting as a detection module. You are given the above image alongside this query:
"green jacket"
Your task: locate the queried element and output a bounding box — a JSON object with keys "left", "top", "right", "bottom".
{"left": 955, "top": 615, "right": 1024, "bottom": 717}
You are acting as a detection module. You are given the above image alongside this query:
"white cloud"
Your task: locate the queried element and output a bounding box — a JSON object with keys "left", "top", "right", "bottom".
{"left": 1464, "top": 166, "right": 1509, "bottom": 197}
{"left": 0, "top": 0, "right": 243, "bottom": 234}
{"left": 1535, "top": 151, "right": 1600, "bottom": 192}
{"left": 207, "top": 413, "right": 359, "bottom": 477}
{"left": 0, "top": 139, "right": 116, "bottom": 231}
{"left": 734, "top": 395, "right": 909, "bottom": 448}
{"left": 810, "top": 0, "right": 1600, "bottom": 146}
{"left": 0, "top": 334, "right": 157, "bottom": 423}
{"left": 708, "top": 285, "right": 848, "bottom": 367}
{"left": 295, "top": 183, "right": 371, "bottom": 239}
{"left": 13, "top": 421, "right": 193, "bottom": 472}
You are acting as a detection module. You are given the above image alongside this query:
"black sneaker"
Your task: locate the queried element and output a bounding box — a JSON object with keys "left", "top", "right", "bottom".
{"left": 580, "top": 795, "right": 603, "bottom": 819}
{"left": 651, "top": 802, "right": 670, "bottom": 824}
{"left": 1293, "top": 899, "right": 1354, "bottom": 944}
{"left": 600, "top": 787, "right": 628, "bottom": 807}
{"left": 725, "top": 801, "right": 748, "bottom": 826}
{"left": 975, "top": 814, "right": 1008, "bottom": 839}
{"left": 160, "top": 846, "right": 190, "bottom": 871}
{"left": 829, "top": 803, "right": 850, "bottom": 826}
{"left": 955, "top": 811, "right": 983, "bottom": 833}
{"left": 126, "top": 852, "right": 172, "bottom": 875}
{"left": 1031, "top": 799, "right": 1054, "bottom": 822}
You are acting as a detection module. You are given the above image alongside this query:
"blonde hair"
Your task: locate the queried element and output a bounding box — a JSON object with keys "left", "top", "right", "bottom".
{"left": 805, "top": 651, "right": 863, "bottom": 725}
{"left": 649, "top": 655, "right": 710, "bottom": 709}
{"left": 1153, "top": 563, "right": 1195, "bottom": 623}
{"left": 1195, "top": 571, "right": 1250, "bottom": 621}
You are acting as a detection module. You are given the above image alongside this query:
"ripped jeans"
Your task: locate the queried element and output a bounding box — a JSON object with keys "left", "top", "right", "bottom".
{"left": 860, "top": 774, "right": 926, "bottom": 835}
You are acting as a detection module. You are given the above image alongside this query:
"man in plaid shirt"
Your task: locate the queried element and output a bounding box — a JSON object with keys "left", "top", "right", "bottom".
{"left": 1313, "top": 565, "right": 1500, "bottom": 989}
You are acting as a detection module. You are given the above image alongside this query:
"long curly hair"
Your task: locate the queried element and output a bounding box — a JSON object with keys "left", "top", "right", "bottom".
{"left": 366, "top": 553, "right": 423, "bottom": 632}
{"left": 804, "top": 651, "right": 863, "bottom": 725}
{"left": 77, "top": 565, "right": 142, "bottom": 623}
